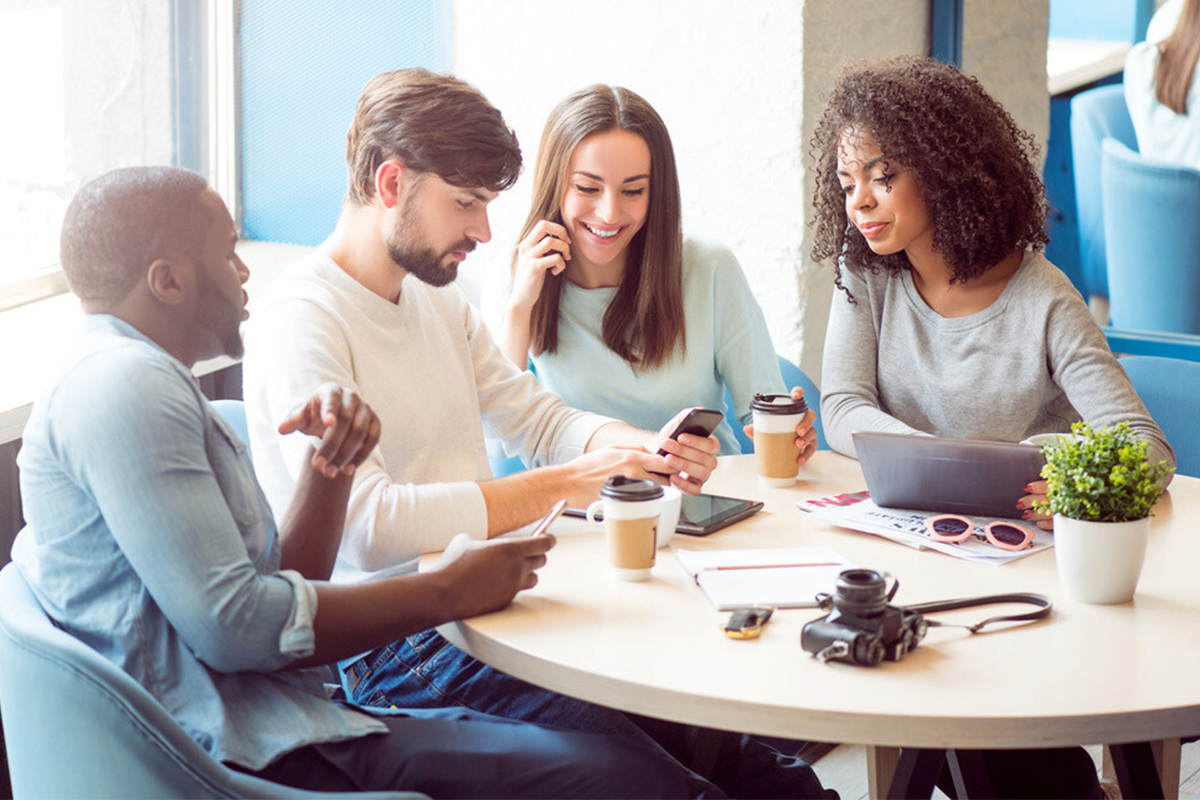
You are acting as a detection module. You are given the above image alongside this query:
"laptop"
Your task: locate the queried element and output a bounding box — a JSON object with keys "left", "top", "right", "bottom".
{"left": 852, "top": 431, "right": 1047, "bottom": 519}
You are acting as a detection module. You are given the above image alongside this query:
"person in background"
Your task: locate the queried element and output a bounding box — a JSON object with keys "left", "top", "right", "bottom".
{"left": 1125, "top": 0, "right": 1200, "bottom": 167}
{"left": 245, "top": 68, "right": 836, "bottom": 799}
{"left": 12, "top": 165, "right": 713, "bottom": 797}
{"left": 810, "top": 55, "right": 1173, "bottom": 798}
{"left": 485, "top": 84, "right": 817, "bottom": 460}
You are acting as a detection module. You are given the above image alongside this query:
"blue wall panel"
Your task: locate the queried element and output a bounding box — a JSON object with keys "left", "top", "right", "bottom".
{"left": 240, "top": 0, "right": 451, "bottom": 245}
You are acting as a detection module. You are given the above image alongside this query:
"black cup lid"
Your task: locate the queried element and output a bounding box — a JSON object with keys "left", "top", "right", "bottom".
{"left": 599, "top": 476, "right": 664, "bottom": 502}
{"left": 750, "top": 393, "right": 808, "bottom": 415}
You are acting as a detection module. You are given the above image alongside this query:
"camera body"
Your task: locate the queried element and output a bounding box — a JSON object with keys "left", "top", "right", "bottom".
{"left": 801, "top": 569, "right": 927, "bottom": 666}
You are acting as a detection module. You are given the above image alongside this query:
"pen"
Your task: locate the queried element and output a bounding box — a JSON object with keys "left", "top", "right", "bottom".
{"left": 702, "top": 562, "right": 841, "bottom": 572}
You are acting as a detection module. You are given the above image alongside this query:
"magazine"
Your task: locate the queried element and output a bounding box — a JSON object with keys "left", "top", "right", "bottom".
{"left": 797, "top": 491, "right": 1052, "bottom": 565}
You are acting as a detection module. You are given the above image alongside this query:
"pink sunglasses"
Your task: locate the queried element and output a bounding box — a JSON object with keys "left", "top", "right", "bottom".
{"left": 923, "top": 515, "right": 1035, "bottom": 552}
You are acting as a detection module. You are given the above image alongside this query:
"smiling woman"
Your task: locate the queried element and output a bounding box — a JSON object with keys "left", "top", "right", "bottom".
{"left": 557, "top": 129, "right": 651, "bottom": 281}
{"left": 485, "top": 85, "right": 814, "bottom": 458}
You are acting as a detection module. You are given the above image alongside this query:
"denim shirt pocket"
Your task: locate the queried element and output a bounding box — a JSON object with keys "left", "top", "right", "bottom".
{"left": 208, "top": 411, "right": 274, "bottom": 563}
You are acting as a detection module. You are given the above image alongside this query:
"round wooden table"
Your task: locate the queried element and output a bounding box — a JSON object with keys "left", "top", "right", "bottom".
{"left": 436, "top": 452, "right": 1200, "bottom": 796}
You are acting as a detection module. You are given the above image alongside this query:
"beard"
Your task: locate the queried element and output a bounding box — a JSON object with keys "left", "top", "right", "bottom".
{"left": 386, "top": 188, "right": 474, "bottom": 287}
{"left": 386, "top": 238, "right": 467, "bottom": 287}
{"left": 195, "top": 267, "right": 244, "bottom": 359}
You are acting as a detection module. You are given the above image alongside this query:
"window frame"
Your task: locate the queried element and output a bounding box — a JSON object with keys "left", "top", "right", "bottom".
{"left": 0, "top": 0, "right": 237, "bottom": 313}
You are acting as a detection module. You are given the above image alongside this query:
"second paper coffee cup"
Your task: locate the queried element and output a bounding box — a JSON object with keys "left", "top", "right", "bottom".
{"left": 751, "top": 393, "right": 808, "bottom": 488}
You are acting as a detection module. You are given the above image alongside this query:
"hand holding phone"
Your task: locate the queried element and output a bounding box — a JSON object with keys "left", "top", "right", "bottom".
{"left": 650, "top": 408, "right": 724, "bottom": 480}
{"left": 656, "top": 408, "right": 724, "bottom": 456}
{"left": 531, "top": 499, "right": 567, "bottom": 537}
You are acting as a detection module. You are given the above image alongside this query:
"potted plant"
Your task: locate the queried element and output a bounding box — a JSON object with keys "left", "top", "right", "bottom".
{"left": 1036, "top": 421, "right": 1173, "bottom": 604}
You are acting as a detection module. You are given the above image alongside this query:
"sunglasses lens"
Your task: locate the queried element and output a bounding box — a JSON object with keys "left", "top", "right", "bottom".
{"left": 930, "top": 518, "right": 970, "bottom": 535}
{"left": 990, "top": 523, "right": 1028, "bottom": 546}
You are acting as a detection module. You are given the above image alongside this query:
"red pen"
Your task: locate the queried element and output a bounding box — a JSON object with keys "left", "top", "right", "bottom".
{"left": 704, "top": 562, "right": 841, "bottom": 572}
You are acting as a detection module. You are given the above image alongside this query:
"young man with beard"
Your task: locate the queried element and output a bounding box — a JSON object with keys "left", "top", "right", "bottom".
{"left": 243, "top": 69, "right": 836, "bottom": 799}
{"left": 11, "top": 165, "right": 722, "bottom": 797}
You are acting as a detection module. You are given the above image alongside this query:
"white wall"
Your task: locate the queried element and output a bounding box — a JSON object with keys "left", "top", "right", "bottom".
{"left": 795, "top": 0, "right": 929, "bottom": 377}
{"left": 452, "top": 0, "right": 1049, "bottom": 385}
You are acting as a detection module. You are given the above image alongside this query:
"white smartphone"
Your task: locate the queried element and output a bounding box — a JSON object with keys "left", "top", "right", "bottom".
{"left": 531, "top": 499, "right": 568, "bottom": 537}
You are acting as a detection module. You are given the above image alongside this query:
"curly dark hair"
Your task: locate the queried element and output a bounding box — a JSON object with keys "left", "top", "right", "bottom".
{"left": 810, "top": 56, "right": 1049, "bottom": 298}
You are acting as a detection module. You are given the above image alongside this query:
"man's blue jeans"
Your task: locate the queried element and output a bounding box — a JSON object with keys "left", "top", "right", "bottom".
{"left": 342, "top": 629, "right": 836, "bottom": 799}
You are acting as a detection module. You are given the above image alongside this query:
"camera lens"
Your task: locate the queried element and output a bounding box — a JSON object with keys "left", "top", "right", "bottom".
{"left": 832, "top": 569, "right": 890, "bottom": 616}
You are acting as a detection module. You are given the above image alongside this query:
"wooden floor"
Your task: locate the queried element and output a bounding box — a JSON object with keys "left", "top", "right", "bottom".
{"left": 808, "top": 741, "right": 1200, "bottom": 799}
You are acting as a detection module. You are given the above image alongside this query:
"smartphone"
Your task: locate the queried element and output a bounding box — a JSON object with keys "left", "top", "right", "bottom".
{"left": 657, "top": 408, "right": 724, "bottom": 456}
{"left": 531, "top": 499, "right": 567, "bottom": 537}
{"left": 563, "top": 492, "right": 761, "bottom": 536}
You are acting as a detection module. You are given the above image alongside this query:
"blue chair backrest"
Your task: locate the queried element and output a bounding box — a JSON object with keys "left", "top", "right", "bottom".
{"left": 725, "top": 356, "right": 826, "bottom": 453}
{"left": 1102, "top": 139, "right": 1200, "bottom": 334}
{"left": 487, "top": 440, "right": 527, "bottom": 477}
{"left": 1070, "top": 84, "right": 1137, "bottom": 299}
{"left": 1119, "top": 355, "right": 1200, "bottom": 477}
{"left": 0, "top": 563, "right": 418, "bottom": 799}
{"left": 211, "top": 398, "right": 251, "bottom": 456}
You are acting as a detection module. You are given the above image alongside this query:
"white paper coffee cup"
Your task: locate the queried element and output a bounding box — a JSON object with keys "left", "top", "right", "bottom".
{"left": 751, "top": 393, "right": 807, "bottom": 488}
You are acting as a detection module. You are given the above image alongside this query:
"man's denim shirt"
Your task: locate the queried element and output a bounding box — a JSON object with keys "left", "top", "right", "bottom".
{"left": 12, "top": 315, "right": 385, "bottom": 769}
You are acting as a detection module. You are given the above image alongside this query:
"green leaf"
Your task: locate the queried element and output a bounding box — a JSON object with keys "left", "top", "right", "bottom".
{"left": 1034, "top": 421, "right": 1171, "bottom": 522}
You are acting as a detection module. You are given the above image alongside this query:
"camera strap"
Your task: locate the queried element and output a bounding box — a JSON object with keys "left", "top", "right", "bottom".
{"left": 900, "top": 592, "right": 1053, "bottom": 634}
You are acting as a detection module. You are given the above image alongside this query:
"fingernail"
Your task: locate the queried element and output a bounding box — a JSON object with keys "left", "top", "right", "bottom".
{"left": 344, "top": 464, "right": 356, "bottom": 476}
{"left": 1021, "top": 511, "right": 1031, "bottom": 520}
{"left": 1024, "top": 484, "right": 1034, "bottom": 493}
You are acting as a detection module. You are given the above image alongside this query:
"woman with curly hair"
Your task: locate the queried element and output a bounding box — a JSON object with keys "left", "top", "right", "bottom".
{"left": 486, "top": 84, "right": 816, "bottom": 459}
{"left": 812, "top": 55, "right": 1170, "bottom": 800}
{"left": 813, "top": 56, "right": 1173, "bottom": 529}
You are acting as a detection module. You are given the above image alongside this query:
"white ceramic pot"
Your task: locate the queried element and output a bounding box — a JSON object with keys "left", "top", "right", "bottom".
{"left": 1053, "top": 513, "right": 1150, "bottom": 604}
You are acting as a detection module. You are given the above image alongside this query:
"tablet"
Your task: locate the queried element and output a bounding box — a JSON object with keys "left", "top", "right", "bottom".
{"left": 852, "top": 431, "right": 1046, "bottom": 519}
{"left": 563, "top": 492, "right": 763, "bottom": 536}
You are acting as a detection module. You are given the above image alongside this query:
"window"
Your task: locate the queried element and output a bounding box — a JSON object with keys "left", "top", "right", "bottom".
{"left": 0, "top": 0, "right": 234, "bottom": 311}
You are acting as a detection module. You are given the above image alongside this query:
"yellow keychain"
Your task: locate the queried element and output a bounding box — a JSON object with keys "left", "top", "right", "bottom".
{"left": 722, "top": 607, "right": 774, "bottom": 639}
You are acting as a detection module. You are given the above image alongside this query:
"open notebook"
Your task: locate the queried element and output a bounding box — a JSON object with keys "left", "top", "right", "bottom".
{"left": 675, "top": 546, "right": 852, "bottom": 611}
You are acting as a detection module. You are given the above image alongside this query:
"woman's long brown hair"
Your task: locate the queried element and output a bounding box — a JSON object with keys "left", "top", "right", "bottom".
{"left": 514, "top": 85, "right": 684, "bottom": 370}
{"left": 1155, "top": 0, "right": 1200, "bottom": 114}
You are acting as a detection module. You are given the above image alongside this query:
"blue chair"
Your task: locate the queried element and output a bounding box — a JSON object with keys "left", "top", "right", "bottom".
{"left": 1119, "top": 356, "right": 1200, "bottom": 477}
{"left": 1070, "top": 84, "right": 1138, "bottom": 300}
{"left": 1104, "top": 328, "right": 1200, "bottom": 362}
{"left": 212, "top": 398, "right": 251, "bottom": 455}
{"left": 1101, "top": 138, "right": 1200, "bottom": 335}
{"left": 0, "top": 563, "right": 420, "bottom": 800}
{"left": 486, "top": 438, "right": 527, "bottom": 477}
{"left": 725, "top": 355, "right": 826, "bottom": 453}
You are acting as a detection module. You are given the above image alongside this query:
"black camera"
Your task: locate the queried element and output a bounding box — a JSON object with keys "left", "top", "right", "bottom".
{"left": 800, "top": 569, "right": 928, "bottom": 666}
